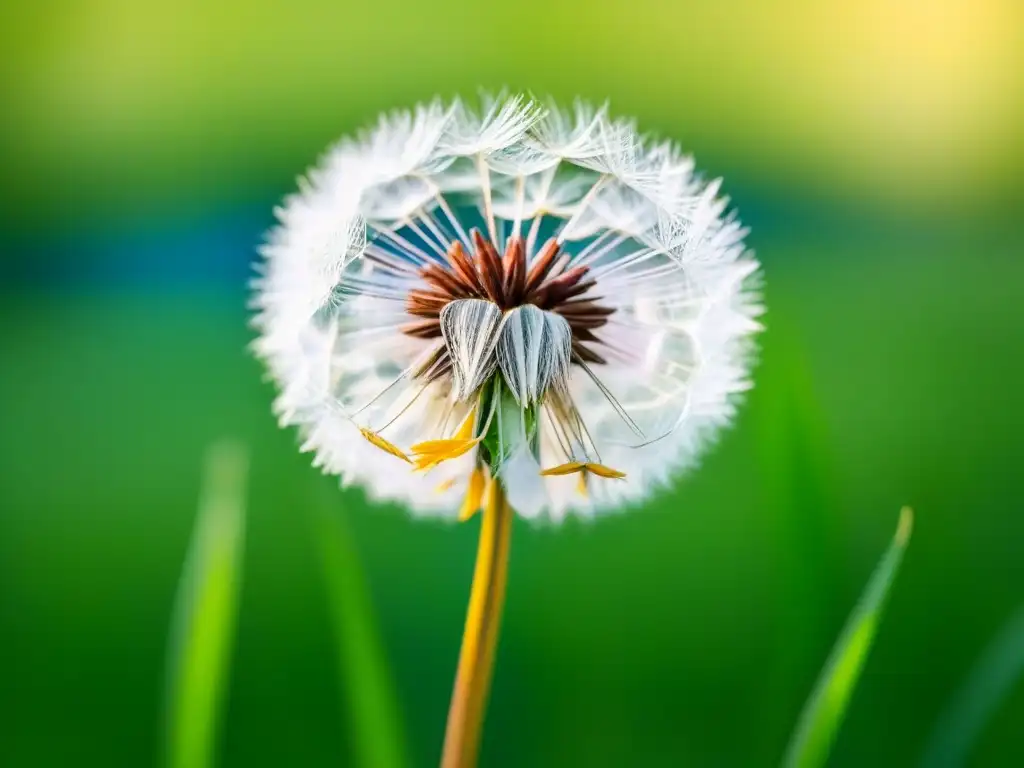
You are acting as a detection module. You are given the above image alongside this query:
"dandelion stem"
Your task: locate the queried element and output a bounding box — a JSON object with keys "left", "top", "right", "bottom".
{"left": 440, "top": 481, "right": 513, "bottom": 768}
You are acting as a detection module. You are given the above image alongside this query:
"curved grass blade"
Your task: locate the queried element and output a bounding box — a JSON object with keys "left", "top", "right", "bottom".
{"left": 313, "top": 500, "right": 408, "bottom": 768}
{"left": 164, "top": 441, "right": 249, "bottom": 768}
{"left": 782, "top": 507, "right": 914, "bottom": 768}
{"left": 920, "top": 605, "right": 1024, "bottom": 768}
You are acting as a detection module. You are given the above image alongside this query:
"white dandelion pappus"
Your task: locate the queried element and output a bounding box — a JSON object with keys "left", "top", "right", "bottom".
{"left": 252, "top": 94, "right": 763, "bottom": 523}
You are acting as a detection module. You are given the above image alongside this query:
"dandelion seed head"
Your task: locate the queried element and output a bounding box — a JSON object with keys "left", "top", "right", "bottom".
{"left": 253, "top": 93, "right": 763, "bottom": 521}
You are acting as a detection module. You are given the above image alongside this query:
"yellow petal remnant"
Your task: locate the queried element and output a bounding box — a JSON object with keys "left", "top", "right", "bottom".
{"left": 411, "top": 438, "right": 477, "bottom": 455}
{"left": 539, "top": 462, "right": 587, "bottom": 477}
{"left": 540, "top": 461, "right": 626, "bottom": 480}
{"left": 435, "top": 478, "right": 459, "bottom": 494}
{"left": 359, "top": 427, "right": 411, "bottom": 464}
{"left": 576, "top": 472, "right": 588, "bottom": 498}
{"left": 541, "top": 461, "right": 626, "bottom": 497}
{"left": 454, "top": 408, "right": 477, "bottom": 441}
{"left": 583, "top": 463, "right": 626, "bottom": 480}
{"left": 410, "top": 407, "right": 481, "bottom": 472}
{"left": 459, "top": 468, "right": 487, "bottom": 522}
{"left": 411, "top": 438, "right": 481, "bottom": 472}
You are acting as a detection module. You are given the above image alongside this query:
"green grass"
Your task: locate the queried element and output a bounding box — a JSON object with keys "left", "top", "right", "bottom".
{"left": 782, "top": 507, "right": 913, "bottom": 768}
{"left": 313, "top": 491, "right": 409, "bottom": 768}
{"left": 922, "top": 606, "right": 1024, "bottom": 768}
{"left": 164, "top": 441, "right": 249, "bottom": 768}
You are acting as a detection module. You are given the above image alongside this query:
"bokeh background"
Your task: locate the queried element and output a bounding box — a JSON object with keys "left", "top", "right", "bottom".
{"left": 2, "top": 1, "right": 1023, "bottom": 766}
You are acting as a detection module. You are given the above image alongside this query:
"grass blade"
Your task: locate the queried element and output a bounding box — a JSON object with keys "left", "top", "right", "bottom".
{"left": 753, "top": 319, "right": 841, "bottom": 747}
{"left": 782, "top": 507, "right": 914, "bottom": 768}
{"left": 314, "top": 499, "right": 408, "bottom": 768}
{"left": 165, "top": 441, "right": 249, "bottom": 768}
{"left": 921, "top": 605, "right": 1024, "bottom": 768}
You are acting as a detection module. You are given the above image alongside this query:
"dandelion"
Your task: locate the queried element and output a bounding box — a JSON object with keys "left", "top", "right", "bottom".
{"left": 253, "top": 93, "right": 762, "bottom": 767}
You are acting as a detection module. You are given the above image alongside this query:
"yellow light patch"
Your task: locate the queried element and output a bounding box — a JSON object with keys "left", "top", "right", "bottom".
{"left": 458, "top": 468, "right": 486, "bottom": 521}
{"left": 359, "top": 427, "right": 411, "bottom": 464}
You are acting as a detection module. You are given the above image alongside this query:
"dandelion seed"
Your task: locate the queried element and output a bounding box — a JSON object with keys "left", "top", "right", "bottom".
{"left": 252, "top": 93, "right": 763, "bottom": 768}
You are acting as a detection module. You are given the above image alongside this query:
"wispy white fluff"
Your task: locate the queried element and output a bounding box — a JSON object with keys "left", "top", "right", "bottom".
{"left": 253, "top": 93, "right": 763, "bottom": 521}
{"left": 441, "top": 93, "right": 542, "bottom": 157}
{"left": 529, "top": 99, "right": 609, "bottom": 162}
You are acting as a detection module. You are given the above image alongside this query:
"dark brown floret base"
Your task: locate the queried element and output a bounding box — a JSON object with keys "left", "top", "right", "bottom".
{"left": 399, "top": 230, "right": 615, "bottom": 374}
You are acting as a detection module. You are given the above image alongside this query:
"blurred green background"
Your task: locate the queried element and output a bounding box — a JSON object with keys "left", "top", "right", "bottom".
{"left": 2, "top": 1, "right": 1023, "bottom": 766}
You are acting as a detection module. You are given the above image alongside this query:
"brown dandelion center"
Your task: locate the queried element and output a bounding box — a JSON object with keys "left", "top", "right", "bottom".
{"left": 402, "top": 229, "right": 615, "bottom": 372}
